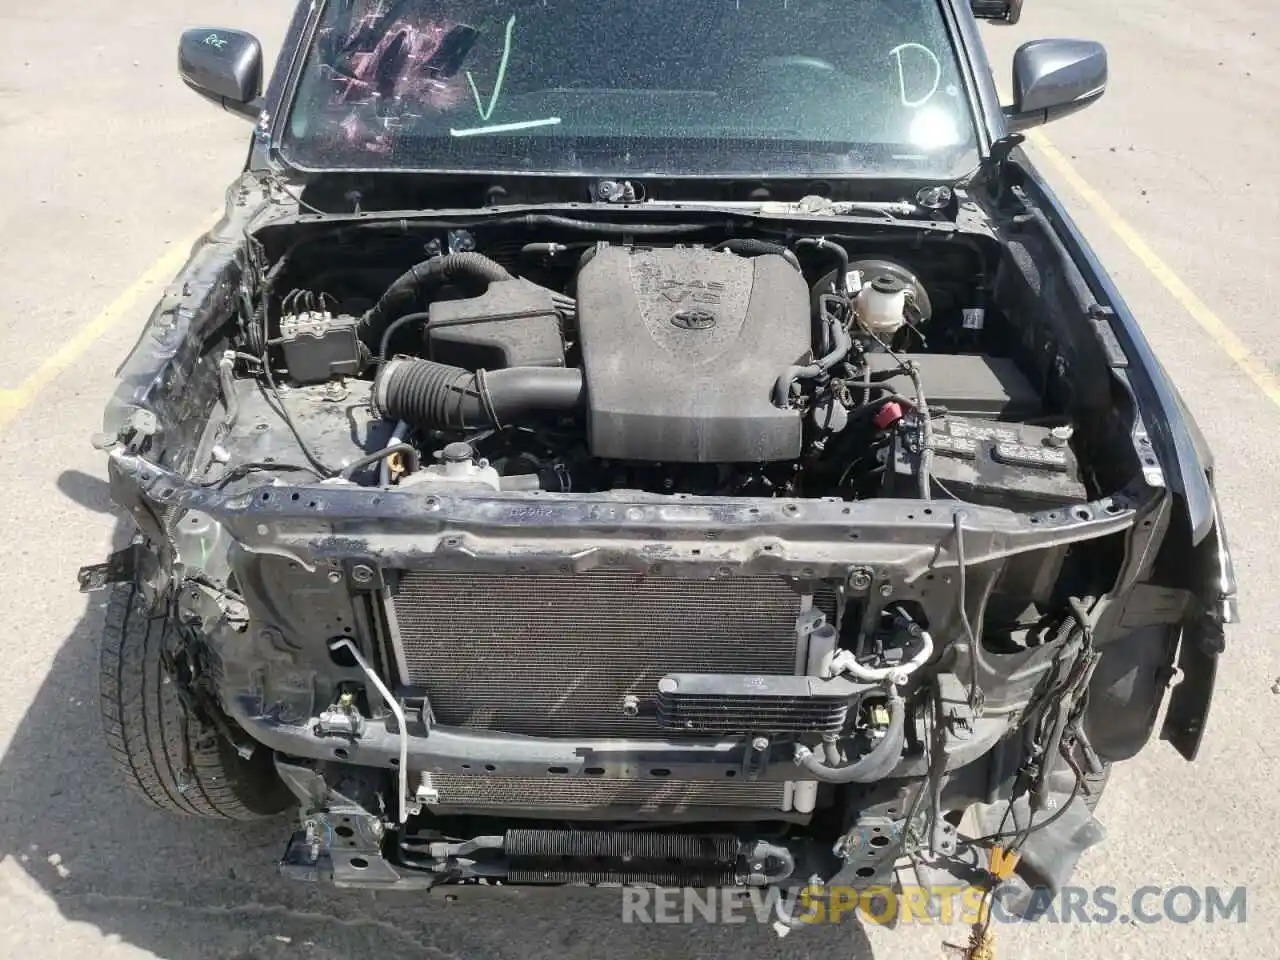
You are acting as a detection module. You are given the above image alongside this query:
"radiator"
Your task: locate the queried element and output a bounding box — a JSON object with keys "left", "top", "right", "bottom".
{"left": 387, "top": 570, "right": 808, "bottom": 739}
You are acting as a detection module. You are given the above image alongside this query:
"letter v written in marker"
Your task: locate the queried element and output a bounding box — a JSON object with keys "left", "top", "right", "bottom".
{"left": 466, "top": 15, "right": 517, "bottom": 122}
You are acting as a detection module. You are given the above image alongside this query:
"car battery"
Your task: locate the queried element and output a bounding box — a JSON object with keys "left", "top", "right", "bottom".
{"left": 886, "top": 416, "right": 1089, "bottom": 510}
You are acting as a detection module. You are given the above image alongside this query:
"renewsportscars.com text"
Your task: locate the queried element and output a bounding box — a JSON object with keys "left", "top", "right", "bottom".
{"left": 620, "top": 884, "right": 1248, "bottom": 926}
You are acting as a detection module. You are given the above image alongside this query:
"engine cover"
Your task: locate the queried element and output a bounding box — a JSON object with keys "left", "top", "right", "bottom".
{"left": 575, "top": 245, "right": 810, "bottom": 462}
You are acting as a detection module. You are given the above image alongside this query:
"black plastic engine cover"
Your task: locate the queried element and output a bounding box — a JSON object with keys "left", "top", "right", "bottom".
{"left": 575, "top": 245, "right": 809, "bottom": 462}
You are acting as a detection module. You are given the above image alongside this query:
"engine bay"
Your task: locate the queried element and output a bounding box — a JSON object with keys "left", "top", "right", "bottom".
{"left": 206, "top": 218, "right": 1096, "bottom": 514}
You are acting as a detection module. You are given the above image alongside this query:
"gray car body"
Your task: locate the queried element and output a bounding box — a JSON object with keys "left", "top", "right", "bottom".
{"left": 92, "top": 0, "right": 1237, "bottom": 899}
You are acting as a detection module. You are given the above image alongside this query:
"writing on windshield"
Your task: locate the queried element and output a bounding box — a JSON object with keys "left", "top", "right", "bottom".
{"left": 283, "top": 0, "right": 978, "bottom": 177}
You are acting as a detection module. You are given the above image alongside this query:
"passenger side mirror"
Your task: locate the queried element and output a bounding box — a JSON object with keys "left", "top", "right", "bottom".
{"left": 1004, "top": 39, "right": 1107, "bottom": 133}
{"left": 179, "top": 28, "right": 264, "bottom": 122}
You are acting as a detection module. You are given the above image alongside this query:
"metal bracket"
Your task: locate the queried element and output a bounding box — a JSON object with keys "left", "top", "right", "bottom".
{"left": 833, "top": 815, "right": 902, "bottom": 865}
{"left": 77, "top": 543, "right": 143, "bottom": 592}
{"left": 742, "top": 735, "right": 771, "bottom": 781}
{"left": 963, "top": 133, "right": 1027, "bottom": 194}
{"left": 317, "top": 693, "right": 365, "bottom": 738}
{"left": 328, "top": 638, "right": 412, "bottom": 824}
{"left": 794, "top": 607, "right": 827, "bottom": 639}
{"left": 345, "top": 561, "right": 384, "bottom": 591}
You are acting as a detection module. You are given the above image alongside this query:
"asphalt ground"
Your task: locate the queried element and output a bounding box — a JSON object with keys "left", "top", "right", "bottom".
{"left": 0, "top": 2, "right": 1275, "bottom": 957}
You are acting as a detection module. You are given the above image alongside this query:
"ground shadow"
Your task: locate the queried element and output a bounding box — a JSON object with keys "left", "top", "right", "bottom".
{"left": 0, "top": 519, "right": 876, "bottom": 960}
{"left": 56, "top": 470, "right": 117, "bottom": 515}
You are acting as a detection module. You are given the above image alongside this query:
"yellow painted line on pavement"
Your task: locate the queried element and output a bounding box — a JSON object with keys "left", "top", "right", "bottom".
{"left": 0, "top": 226, "right": 212, "bottom": 433}
{"left": 1016, "top": 123, "right": 1280, "bottom": 409}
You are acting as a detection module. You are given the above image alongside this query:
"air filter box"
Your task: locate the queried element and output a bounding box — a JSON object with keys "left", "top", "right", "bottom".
{"left": 425, "top": 278, "right": 564, "bottom": 370}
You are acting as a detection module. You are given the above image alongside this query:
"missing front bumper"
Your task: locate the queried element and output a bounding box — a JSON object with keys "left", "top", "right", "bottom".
{"left": 281, "top": 822, "right": 797, "bottom": 890}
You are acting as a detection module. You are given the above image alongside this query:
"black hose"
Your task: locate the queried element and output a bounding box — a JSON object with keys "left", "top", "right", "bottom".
{"left": 794, "top": 694, "right": 906, "bottom": 783}
{"left": 378, "top": 311, "right": 431, "bottom": 364}
{"left": 773, "top": 364, "right": 817, "bottom": 408}
{"left": 795, "top": 237, "right": 850, "bottom": 292}
{"left": 713, "top": 239, "right": 801, "bottom": 271}
{"left": 771, "top": 308, "right": 852, "bottom": 407}
{"left": 374, "top": 358, "right": 585, "bottom": 431}
{"left": 358, "top": 253, "right": 512, "bottom": 353}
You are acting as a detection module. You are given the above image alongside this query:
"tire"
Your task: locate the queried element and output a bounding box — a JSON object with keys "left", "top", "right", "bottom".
{"left": 99, "top": 582, "right": 292, "bottom": 820}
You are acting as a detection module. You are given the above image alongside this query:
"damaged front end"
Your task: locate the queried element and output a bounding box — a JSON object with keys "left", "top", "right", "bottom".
{"left": 81, "top": 174, "right": 1234, "bottom": 918}
{"left": 103, "top": 441, "right": 1148, "bottom": 900}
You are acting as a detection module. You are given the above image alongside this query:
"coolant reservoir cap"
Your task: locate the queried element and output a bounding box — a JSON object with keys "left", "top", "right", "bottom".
{"left": 441, "top": 441, "right": 474, "bottom": 463}
{"left": 871, "top": 274, "right": 907, "bottom": 294}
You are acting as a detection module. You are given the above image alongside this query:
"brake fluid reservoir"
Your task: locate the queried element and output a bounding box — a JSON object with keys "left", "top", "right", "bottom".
{"left": 853, "top": 274, "right": 909, "bottom": 338}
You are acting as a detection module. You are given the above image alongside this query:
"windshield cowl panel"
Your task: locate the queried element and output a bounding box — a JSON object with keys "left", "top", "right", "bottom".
{"left": 280, "top": 0, "right": 980, "bottom": 180}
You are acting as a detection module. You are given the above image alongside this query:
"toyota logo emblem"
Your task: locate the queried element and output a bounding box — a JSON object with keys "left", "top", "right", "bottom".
{"left": 670, "top": 309, "right": 717, "bottom": 330}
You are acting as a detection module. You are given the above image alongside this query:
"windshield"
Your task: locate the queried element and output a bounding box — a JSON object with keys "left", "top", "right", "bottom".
{"left": 280, "top": 0, "right": 979, "bottom": 179}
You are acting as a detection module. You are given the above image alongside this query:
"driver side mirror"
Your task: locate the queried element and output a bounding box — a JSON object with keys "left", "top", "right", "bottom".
{"left": 1004, "top": 39, "right": 1107, "bottom": 133}
{"left": 179, "top": 28, "right": 264, "bottom": 122}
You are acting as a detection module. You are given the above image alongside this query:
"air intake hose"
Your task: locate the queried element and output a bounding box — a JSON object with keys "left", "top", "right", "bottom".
{"left": 792, "top": 694, "right": 906, "bottom": 783}
{"left": 358, "top": 252, "right": 513, "bottom": 352}
{"left": 373, "top": 358, "right": 585, "bottom": 431}
{"left": 712, "top": 239, "right": 801, "bottom": 271}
